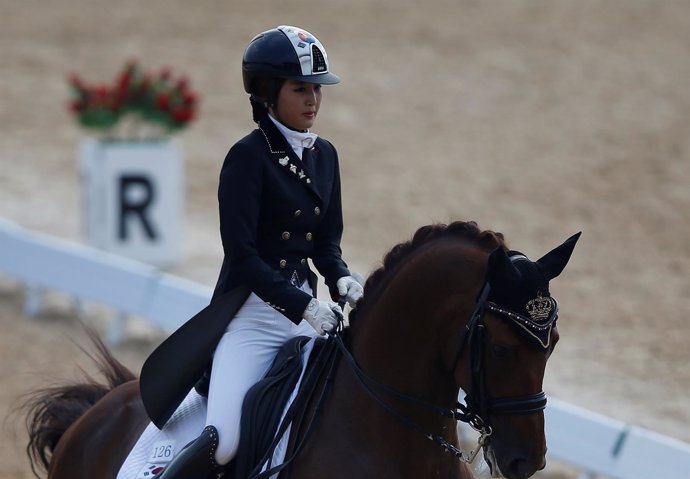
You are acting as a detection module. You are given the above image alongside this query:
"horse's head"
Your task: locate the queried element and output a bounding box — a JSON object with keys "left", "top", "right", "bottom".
{"left": 453, "top": 232, "right": 580, "bottom": 479}
{"left": 346, "top": 221, "right": 579, "bottom": 479}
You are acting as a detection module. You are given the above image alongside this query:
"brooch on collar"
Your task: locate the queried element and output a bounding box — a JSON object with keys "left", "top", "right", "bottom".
{"left": 277, "top": 155, "right": 311, "bottom": 184}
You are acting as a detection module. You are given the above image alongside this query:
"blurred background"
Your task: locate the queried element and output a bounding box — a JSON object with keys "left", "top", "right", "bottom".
{"left": 1, "top": 1, "right": 689, "bottom": 478}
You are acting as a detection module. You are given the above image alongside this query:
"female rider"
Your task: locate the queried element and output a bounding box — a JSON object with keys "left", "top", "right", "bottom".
{"left": 154, "top": 25, "right": 362, "bottom": 478}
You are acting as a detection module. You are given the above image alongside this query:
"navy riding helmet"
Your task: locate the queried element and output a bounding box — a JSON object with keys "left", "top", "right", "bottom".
{"left": 242, "top": 25, "right": 341, "bottom": 95}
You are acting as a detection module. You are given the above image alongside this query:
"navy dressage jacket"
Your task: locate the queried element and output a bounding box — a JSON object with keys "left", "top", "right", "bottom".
{"left": 212, "top": 115, "right": 351, "bottom": 321}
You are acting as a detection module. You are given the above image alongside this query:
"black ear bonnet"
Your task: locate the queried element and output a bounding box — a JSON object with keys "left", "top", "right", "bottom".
{"left": 484, "top": 232, "right": 581, "bottom": 348}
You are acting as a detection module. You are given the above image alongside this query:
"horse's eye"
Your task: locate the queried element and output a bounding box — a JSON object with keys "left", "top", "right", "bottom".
{"left": 491, "top": 344, "right": 515, "bottom": 360}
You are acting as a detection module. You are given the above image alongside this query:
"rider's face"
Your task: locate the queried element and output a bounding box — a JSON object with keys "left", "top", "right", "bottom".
{"left": 272, "top": 80, "right": 322, "bottom": 131}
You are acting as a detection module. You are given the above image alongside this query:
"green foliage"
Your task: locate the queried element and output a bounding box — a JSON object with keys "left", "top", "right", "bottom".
{"left": 68, "top": 61, "right": 199, "bottom": 138}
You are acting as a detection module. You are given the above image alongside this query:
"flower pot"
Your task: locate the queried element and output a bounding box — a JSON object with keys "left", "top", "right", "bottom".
{"left": 79, "top": 138, "right": 184, "bottom": 267}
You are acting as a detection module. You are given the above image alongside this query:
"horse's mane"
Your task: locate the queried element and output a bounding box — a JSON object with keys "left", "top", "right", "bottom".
{"left": 350, "top": 221, "right": 507, "bottom": 321}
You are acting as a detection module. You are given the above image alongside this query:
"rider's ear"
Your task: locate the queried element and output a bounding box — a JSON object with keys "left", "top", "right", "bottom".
{"left": 536, "top": 232, "right": 581, "bottom": 280}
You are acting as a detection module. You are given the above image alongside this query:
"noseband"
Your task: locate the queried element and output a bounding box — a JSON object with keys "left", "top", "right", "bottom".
{"left": 331, "top": 280, "right": 551, "bottom": 464}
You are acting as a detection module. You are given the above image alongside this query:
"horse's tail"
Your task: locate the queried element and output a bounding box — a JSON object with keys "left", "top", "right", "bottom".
{"left": 22, "top": 328, "right": 137, "bottom": 477}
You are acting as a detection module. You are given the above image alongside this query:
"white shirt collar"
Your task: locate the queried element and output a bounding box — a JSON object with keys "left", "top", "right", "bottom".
{"left": 269, "top": 114, "right": 318, "bottom": 158}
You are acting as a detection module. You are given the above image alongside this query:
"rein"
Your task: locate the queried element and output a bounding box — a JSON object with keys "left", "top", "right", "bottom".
{"left": 328, "top": 330, "right": 489, "bottom": 463}
{"left": 333, "top": 281, "right": 549, "bottom": 465}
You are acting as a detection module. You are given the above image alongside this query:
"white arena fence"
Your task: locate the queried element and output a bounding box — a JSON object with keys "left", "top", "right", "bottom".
{"left": 0, "top": 217, "right": 211, "bottom": 344}
{"left": 1, "top": 217, "right": 689, "bottom": 478}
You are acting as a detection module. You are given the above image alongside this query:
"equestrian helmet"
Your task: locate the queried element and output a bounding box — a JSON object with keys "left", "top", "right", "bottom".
{"left": 242, "top": 25, "right": 340, "bottom": 94}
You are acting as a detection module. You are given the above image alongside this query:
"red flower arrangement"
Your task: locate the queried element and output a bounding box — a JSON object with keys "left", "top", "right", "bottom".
{"left": 68, "top": 61, "right": 199, "bottom": 139}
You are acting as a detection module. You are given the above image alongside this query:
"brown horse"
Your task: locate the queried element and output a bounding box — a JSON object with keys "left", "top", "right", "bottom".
{"left": 24, "top": 221, "right": 579, "bottom": 479}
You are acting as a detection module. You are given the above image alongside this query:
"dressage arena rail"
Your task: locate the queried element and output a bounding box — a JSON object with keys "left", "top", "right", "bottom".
{"left": 1, "top": 217, "right": 689, "bottom": 478}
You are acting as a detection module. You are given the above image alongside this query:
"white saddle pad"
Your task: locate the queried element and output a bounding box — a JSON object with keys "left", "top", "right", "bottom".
{"left": 116, "top": 389, "right": 207, "bottom": 478}
{"left": 116, "top": 338, "right": 316, "bottom": 479}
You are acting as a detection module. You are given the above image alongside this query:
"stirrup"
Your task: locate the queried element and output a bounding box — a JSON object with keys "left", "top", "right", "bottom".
{"left": 158, "top": 425, "right": 222, "bottom": 479}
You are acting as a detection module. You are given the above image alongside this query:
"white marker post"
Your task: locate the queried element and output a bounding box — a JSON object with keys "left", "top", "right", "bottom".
{"left": 79, "top": 139, "right": 184, "bottom": 267}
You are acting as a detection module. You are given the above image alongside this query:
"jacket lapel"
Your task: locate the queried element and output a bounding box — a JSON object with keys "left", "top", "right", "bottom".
{"left": 258, "top": 117, "right": 321, "bottom": 200}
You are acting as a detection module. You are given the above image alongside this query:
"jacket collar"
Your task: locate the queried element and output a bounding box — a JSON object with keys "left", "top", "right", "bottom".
{"left": 268, "top": 114, "right": 317, "bottom": 151}
{"left": 257, "top": 116, "right": 321, "bottom": 199}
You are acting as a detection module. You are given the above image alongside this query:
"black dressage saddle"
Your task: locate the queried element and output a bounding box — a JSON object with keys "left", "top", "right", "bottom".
{"left": 229, "top": 335, "right": 334, "bottom": 479}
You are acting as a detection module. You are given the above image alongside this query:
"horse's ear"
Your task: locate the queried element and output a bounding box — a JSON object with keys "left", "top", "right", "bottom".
{"left": 488, "top": 246, "right": 521, "bottom": 287}
{"left": 536, "top": 232, "right": 581, "bottom": 280}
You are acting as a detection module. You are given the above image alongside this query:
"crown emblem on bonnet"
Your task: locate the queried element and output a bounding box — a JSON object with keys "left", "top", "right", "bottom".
{"left": 526, "top": 292, "right": 553, "bottom": 323}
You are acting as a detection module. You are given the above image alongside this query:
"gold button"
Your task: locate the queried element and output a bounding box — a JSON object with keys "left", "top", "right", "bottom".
{"left": 294, "top": 210, "right": 302, "bottom": 217}
{"left": 282, "top": 231, "right": 291, "bottom": 240}
{"left": 306, "top": 232, "right": 313, "bottom": 241}
{"left": 314, "top": 206, "right": 321, "bottom": 215}
{"left": 300, "top": 258, "right": 306, "bottom": 265}
{"left": 279, "top": 259, "right": 287, "bottom": 268}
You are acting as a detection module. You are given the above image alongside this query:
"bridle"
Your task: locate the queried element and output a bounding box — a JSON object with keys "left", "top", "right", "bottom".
{"left": 331, "top": 280, "right": 553, "bottom": 464}
{"left": 453, "top": 283, "right": 551, "bottom": 450}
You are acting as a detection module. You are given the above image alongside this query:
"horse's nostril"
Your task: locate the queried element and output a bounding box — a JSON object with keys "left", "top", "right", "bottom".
{"left": 507, "top": 457, "right": 535, "bottom": 479}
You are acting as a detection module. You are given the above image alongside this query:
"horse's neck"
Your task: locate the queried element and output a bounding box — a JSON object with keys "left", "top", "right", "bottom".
{"left": 312, "top": 241, "right": 481, "bottom": 477}
{"left": 350, "top": 277, "right": 462, "bottom": 405}
{"left": 349, "top": 241, "right": 482, "bottom": 402}
{"left": 327, "top": 305, "right": 469, "bottom": 477}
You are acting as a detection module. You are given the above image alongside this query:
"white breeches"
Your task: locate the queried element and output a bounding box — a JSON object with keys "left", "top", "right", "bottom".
{"left": 206, "top": 283, "right": 318, "bottom": 465}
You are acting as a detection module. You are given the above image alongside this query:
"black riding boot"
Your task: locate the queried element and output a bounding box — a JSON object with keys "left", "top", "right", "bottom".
{"left": 158, "top": 425, "right": 223, "bottom": 479}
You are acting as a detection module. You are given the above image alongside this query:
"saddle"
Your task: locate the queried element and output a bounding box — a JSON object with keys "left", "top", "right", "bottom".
{"left": 228, "top": 334, "right": 338, "bottom": 479}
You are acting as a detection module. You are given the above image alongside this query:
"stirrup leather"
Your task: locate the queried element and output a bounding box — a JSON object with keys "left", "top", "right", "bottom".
{"left": 157, "top": 425, "right": 222, "bottom": 479}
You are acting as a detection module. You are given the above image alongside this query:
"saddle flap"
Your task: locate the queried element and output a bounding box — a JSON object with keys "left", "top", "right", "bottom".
{"left": 231, "top": 336, "right": 318, "bottom": 478}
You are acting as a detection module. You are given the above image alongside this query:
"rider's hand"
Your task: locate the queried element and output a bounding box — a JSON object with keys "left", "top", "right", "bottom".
{"left": 302, "top": 298, "right": 342, "bottom": 335}
{"left": 336, "top": 275, "right": 364, "bottom": 308}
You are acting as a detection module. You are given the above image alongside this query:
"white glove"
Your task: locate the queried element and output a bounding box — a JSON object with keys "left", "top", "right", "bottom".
{"left": 302, "top": 298, "right": 342, "bottom": 335}
{"left": 336, "top": 275, "right": 364, "bottom": 308}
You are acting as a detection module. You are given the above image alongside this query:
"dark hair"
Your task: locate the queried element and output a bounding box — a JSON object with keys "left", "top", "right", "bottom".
{"left": 248, "top": 77, "right": 285, "bottom": 123}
